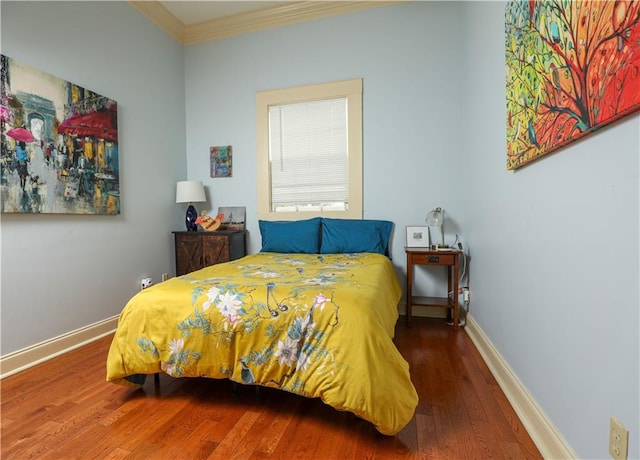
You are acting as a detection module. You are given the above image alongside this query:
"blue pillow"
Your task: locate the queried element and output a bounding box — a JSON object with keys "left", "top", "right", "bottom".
{"left": 259, "top": 218, "right": 321, "bottom": 253}
{"left": 320, "top": 218, "right": 393, "bottom": 255}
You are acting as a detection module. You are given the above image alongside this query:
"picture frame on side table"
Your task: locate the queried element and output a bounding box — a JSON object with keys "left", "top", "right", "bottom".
{"left": 406, "top": 226, "right": 430, "bottom": 248}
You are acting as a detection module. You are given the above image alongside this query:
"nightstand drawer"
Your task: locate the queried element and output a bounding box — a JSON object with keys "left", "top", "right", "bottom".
{"left": 410, "top": 253, "right": 455, "bottom": 265}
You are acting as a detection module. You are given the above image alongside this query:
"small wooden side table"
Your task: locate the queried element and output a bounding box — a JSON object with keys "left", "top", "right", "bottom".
{"left": 406, "top": 248, "right": 461, "bottom": 330}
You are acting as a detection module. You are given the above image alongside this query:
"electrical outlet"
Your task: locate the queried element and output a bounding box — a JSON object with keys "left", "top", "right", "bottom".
{"left": 463, "top": 288, "right": 470, "bottom": 302}
{"left": 140, "top": 277, "right": 153, "bottom": 290}
{"left": 609, "top": 417, "right": 629, "bottom": 460}
{"left": 162, "top": 273, "right": 169, "bottom": 282}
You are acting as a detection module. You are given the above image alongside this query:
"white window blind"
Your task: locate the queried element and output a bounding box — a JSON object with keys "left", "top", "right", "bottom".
{"left": 268, "top": 97, "right": 348, "bottom": 212}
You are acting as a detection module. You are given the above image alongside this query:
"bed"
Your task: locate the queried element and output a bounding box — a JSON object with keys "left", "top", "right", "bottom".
{"left": 106, "top": 218, "right": 418, "bottom": 435}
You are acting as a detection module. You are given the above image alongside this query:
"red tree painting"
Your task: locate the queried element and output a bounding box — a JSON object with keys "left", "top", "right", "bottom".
{"left": 505, "top": 0, "right": 640, "bottom": 169}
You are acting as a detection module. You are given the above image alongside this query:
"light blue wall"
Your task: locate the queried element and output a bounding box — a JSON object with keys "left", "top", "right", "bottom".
{"left": 463, "top": 3, "right": 639, "bottom": 459}
{"left": 184, "top": 2, "right": 467, "bottom": 265}
{"left": 1, "top": 2, "right": 187, "bottom": 353}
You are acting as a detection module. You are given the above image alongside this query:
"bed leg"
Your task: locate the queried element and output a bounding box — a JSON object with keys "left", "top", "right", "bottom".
{"left": 231, "top": 381, "right": 239, "bottom": 399}
{"left": 154, "top": 372, "right": 160, "bottom": 387}
{"left": 254, "top": 386, "right": 262, "bottom": 403}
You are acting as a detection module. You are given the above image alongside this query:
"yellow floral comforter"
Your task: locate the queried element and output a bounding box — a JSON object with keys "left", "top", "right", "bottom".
{"left": 106, "top": 252, "right": 418, "bottom": 435}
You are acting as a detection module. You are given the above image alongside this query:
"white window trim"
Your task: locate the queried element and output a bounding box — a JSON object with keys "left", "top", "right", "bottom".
{"left": 256, "top": 78, "right": 363, "bottom": 221}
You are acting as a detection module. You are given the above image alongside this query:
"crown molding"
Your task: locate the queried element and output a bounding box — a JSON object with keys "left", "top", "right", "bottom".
{"left": 128, "top": 1, "right": 185, "bottom": 43}
{"left": 184, "top": 1, "right": 404, "bottom": 45}
{"left": 130, "top": 1, "right": 407, "bottom": 46}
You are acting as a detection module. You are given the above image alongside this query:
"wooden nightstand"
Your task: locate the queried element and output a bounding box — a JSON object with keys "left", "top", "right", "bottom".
{"left": 173, "top": 231, "right": 246, "bottom": 276}
{"left": 405, "top": 248, "right": 461, "bottom": 330}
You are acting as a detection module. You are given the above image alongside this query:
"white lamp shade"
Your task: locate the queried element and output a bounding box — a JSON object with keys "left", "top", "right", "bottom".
{"left": 176, "top": 180, "right": 206, "bottom": 204}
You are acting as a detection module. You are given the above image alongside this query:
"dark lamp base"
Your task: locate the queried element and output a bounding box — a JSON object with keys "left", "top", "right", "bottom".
{"left": 185, "top": 204, "right": 198, "bottom": 231}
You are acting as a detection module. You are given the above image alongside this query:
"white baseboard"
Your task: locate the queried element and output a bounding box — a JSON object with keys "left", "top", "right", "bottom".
{"left": 465, "top": 314, "right": 576, "bottom": 460}
{"left": 0, "top": 315, "right": 118, "bottom": 379}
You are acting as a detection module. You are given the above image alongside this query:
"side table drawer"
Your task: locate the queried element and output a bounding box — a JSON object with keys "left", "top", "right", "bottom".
{"left": 410, "top": 253, "right": 455, "bottom": 265}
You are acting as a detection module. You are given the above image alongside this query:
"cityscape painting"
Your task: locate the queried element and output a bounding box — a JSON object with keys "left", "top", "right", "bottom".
{"left": 1, "top": 55, "right": 119, "bottom": 214}
{"left": 505, "top": 1, "right": 640, "bottom": 169}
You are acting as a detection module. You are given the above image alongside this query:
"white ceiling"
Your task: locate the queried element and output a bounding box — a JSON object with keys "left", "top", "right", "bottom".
{"left": 158, "top": 1, "right": 289, "bottom": 25}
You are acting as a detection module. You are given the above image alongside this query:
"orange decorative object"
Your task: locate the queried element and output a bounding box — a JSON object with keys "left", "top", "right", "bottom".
{"left": 195, "top": 211, "right": 223, "bottom": 232}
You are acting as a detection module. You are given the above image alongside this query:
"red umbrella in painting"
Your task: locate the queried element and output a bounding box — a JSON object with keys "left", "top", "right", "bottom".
{"left": 57, "top": 107, "right": 118, "bottom": 142}
{"left": 6, "top": 127, "right": 34, "bottom": 143}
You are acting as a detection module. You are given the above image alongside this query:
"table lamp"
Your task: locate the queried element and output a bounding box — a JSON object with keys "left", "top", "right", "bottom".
{"left": 176, "top": 180, "right": 206, "bottom": 231}
{"left": 425, "top": 207, "right": 447, "bottom": 248}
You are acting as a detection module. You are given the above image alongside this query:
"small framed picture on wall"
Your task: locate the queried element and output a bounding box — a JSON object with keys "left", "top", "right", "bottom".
{"left": 406, "top": 226, "right": 429, "bottom": 248}
{"left": 210, "top": 145, "right": 232, "bottom": 178}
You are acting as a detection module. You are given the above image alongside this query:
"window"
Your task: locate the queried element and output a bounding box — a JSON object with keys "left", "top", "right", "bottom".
{"left": 256, "top": 78, "right": 362, "bottom": 220}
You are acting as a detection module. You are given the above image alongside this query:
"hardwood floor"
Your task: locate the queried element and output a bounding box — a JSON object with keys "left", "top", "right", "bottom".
{"left": 1, "top": 317, "right": 542, "bottom": 459}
